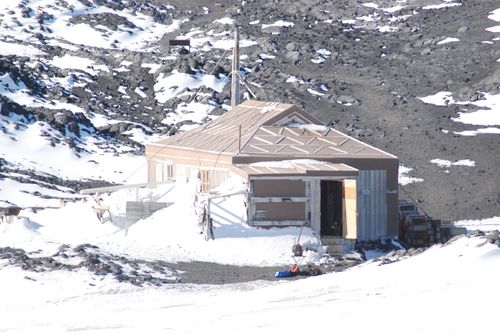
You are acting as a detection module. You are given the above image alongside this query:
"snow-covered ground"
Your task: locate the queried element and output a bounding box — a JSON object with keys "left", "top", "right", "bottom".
{"left": 398, "top": 165, "right": 424, "bottom": 185}
{"left": 0, "top": 0, "right": 185, "bottom": 51}
{"left": 1, "top": 231, "right": 499, "bottom": 334}
{"left": 0, "top": 177, "right": 322, "bottom": 267}
{"left": 1, "top": 175, "right": 499, "bottom": 334}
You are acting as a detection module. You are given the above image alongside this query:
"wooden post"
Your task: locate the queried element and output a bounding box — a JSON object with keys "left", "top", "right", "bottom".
{"left": 231, "top": 27, "right": 240, "bottom": 108}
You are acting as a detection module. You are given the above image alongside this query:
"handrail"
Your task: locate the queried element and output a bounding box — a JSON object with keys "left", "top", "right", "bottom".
{"left": 201, "top": 189, "right": 247, "bottom": 240}
{"left": 80, "top": 180, "right": 176, "bottom": 194}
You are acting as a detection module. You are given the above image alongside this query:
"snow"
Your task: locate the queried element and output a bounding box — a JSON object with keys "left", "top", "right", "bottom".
{"left": 362, "top": 3, "right": 379, "bottom": 9}
{"left": 452, "top": 93, "right": 500, "bottom": 126}
{"left": 399, "top": 165, "right": 423, "bottom": 185}
{"left": 0, "top": 40, "right": 45, "bottom": 57}
{"left": 378, "top": 25, "right": 398, "bottom": 33}
{"left": 382, "top": 5, "right": 406, "bottom": 13}
{"left": 0, "top": 0, "right": 187, "bottom": 52}
{"left": 489, "top": 8, "right": 500, "bottom": 22}
{"left": 262, "top": 20, "right": 295, "bottom": 29}
{"left": 0, "top": 113, "right": 146, "bottom": 185}
{"left": 285, "top": 76, "right": 307, "bottom": 85}
{"left": 430, "top": 159, "right": 475, "bottom": 167}
{"left": 455, "top": 217, "right": 500, "bottom": 231}
{"left": 161, "top": 101, "right": 217, "bottom": 130}
{"left": 291, "top": 124, "right": 330, "bottom": 132}
{"left": 316, "top": 49, "right": 332, "bottom": 57}
{"left": 122, "top": 128, "right": 164, "bottom": 145}
{"left": 154, "top": 70, "right": 227, "bottom": 104}
{"left": 420, "top": 91, "right": 500, "bottom": 129}
{"left": 311, "top": 57, "right": 325, "bottom": 64}
{"left": 250, "top": 159, "right": 332, "bottom": 169}
{"left": 0, "top": 177, "right": 78, "bottom": 208}
{"left": 49, "top": 55, "right": 109, "bottom": 75}
{"left": 423, "top": 2, "right": 461, "bottom": 10}
{"left": 0, "top": 177, "right": 321, "bottom": 266}
{"left": 259, "top": 53, "right": 276, "bottom": 59}
{"left": 141, "top": 63, "right": 162, "bottom": 74}
{"left": 453, "top": 127, "right": 500, "bottom": 136}
{"left": 0, "top": 73, "right": 25, "bottom": 93}
{"left": 357, "top": 15, "right": 377, "bottom": 22}
{"left": 486, "top": 25, "right": 500, "bottom": 33}
{"left": 418, "top": 91, "right": 455, "bottom": 106}
{"left": 360, "top": 2, "right": 404, "bottom": 13}
{"left": 341, "top": 19, "right": 357, "bottom": 24}
{"left": 437, "top": 37, "right": 460, "bottom": 44}
{"left": 118, "top": 86, "right": 128, "bottom": 96}
{"left": 452, "top": 109, "right": 500, "bottom": 126}
{"left": 1, "top": 231, "right": 499, "bottom": 333}
{"left": 214, "top": 17, "right": 235, "bottom": 25}
{"left": 1, "top": 70, "right": 91, "bottom": 117}
{"left": 181, "top": 28, "right": 257, "bottom": 52}
{"left": 134, "top": 87, "right": 147, "bottom": 99}
{"left": 308, "top": 88, "right": 325, "bottom": 96}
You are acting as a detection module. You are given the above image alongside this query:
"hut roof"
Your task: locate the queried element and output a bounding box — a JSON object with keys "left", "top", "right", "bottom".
{"left": 153, "top": 100, "right": 321, "bottom": 154}
{"left": 150, "top": 100, "right": 396, "bottom": 160}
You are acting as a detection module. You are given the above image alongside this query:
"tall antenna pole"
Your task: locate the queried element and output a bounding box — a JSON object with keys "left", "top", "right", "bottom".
{"left": 231, "top": 27, "right": 240, "bottom": 108}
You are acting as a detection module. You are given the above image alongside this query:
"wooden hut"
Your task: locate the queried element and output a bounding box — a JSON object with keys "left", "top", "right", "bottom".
{"left": 146, "top": 100, "right": 399, "bottom": 244}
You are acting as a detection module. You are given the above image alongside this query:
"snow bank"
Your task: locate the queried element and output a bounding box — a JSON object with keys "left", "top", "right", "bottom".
{"left": 430, "top": 159, "right": 475, "bottom": 167}
{"left": 1, "top": 177, "right": 322, "bottom": 267}
{"left": 214, "top": 17, "right": 235, "bottom": 25}
{"left": 1, "top": 235, "right": 499, "bottom": 334}
{"left": 154, "top": 71, "right": 227, "bottom": 103}
{"left": 453, "top": 127, "right": 500, "bottom": 136}
{"left": 418, "top": 91, "right": 455, "bottom": 106}
{"left": 452, "top": 93, "right": 500, "bottom": 126}
{"left": 423, "top": 2, "right": 461, "bottom": 10}
{"left": 437, "top": 37, "right": 460, "bottom": 44}
{"left": 49, "top": 55, "right": 109, "bottom": 75}
{"left": 0, "top": 41, "right": 45, "bottom": 57}
{"left": 262, "top": 20, "right": 295, "bottom": 29}
{"left": 399, "top": 165, "right": 423, "bottom": 185}
{"left": 419, "top": 91, "right": 500, "bottom": 131}
{"left": 455, "top": 216, "right": 500, "bottom": 231}
{"left": 0, "top": 116, "right": 146, "bottom": 184}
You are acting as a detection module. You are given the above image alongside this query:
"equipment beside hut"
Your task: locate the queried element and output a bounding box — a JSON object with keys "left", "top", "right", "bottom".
{"left": 398, "top": 200, "right": 467, "bottom": 247}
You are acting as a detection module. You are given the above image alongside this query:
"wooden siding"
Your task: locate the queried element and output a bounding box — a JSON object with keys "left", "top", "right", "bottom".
{"left": 252, "top": 179, "right": 305, "bottom": 197}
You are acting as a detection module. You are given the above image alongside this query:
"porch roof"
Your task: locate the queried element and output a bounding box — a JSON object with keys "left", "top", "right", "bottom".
{"left": 231, "top": 160, "right": 358, "bottom": 178}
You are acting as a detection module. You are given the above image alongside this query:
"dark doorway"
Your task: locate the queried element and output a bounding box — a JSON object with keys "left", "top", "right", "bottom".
{"left": 320, "top": 180, "right": 344, "bottom": 236}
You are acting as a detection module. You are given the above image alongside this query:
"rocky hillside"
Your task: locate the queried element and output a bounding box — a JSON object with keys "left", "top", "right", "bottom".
{"left": 0, "top": 0, "right": 499, "bottom": 221}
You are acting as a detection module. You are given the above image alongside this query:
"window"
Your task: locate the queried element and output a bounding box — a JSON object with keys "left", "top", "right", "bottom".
{"left": 155, "top": 161, "right": 175, "bottom": 183}
{"left": 155, "top": 163, "right": 163, "bottom": 183}
{"left": 164, "top": 163, "right": 174, "bottom": 181}
{"left": 199, "top": 169, "right": 230, "bottom": 192}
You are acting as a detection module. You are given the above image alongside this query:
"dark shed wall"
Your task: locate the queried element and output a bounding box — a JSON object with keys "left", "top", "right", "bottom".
{"left": 252, "top": 179, "right": 305, "bottom": 197}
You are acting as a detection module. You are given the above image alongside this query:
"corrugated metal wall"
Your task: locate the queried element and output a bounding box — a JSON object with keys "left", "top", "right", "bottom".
{"left": 357, "top": 170, "right": 387, "bottom": 240}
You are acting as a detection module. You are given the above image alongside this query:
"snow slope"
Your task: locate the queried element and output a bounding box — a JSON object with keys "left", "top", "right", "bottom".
{"left": 0, "top": 177, "right": 322, "bottom": 266}
{"left": 1, "top": 235, "right": 498, "bottom": 334}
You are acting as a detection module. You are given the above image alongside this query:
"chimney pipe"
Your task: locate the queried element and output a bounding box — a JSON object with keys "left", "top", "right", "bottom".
{"left": 231, "top": 27, "right": 240, "bottom": 108}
